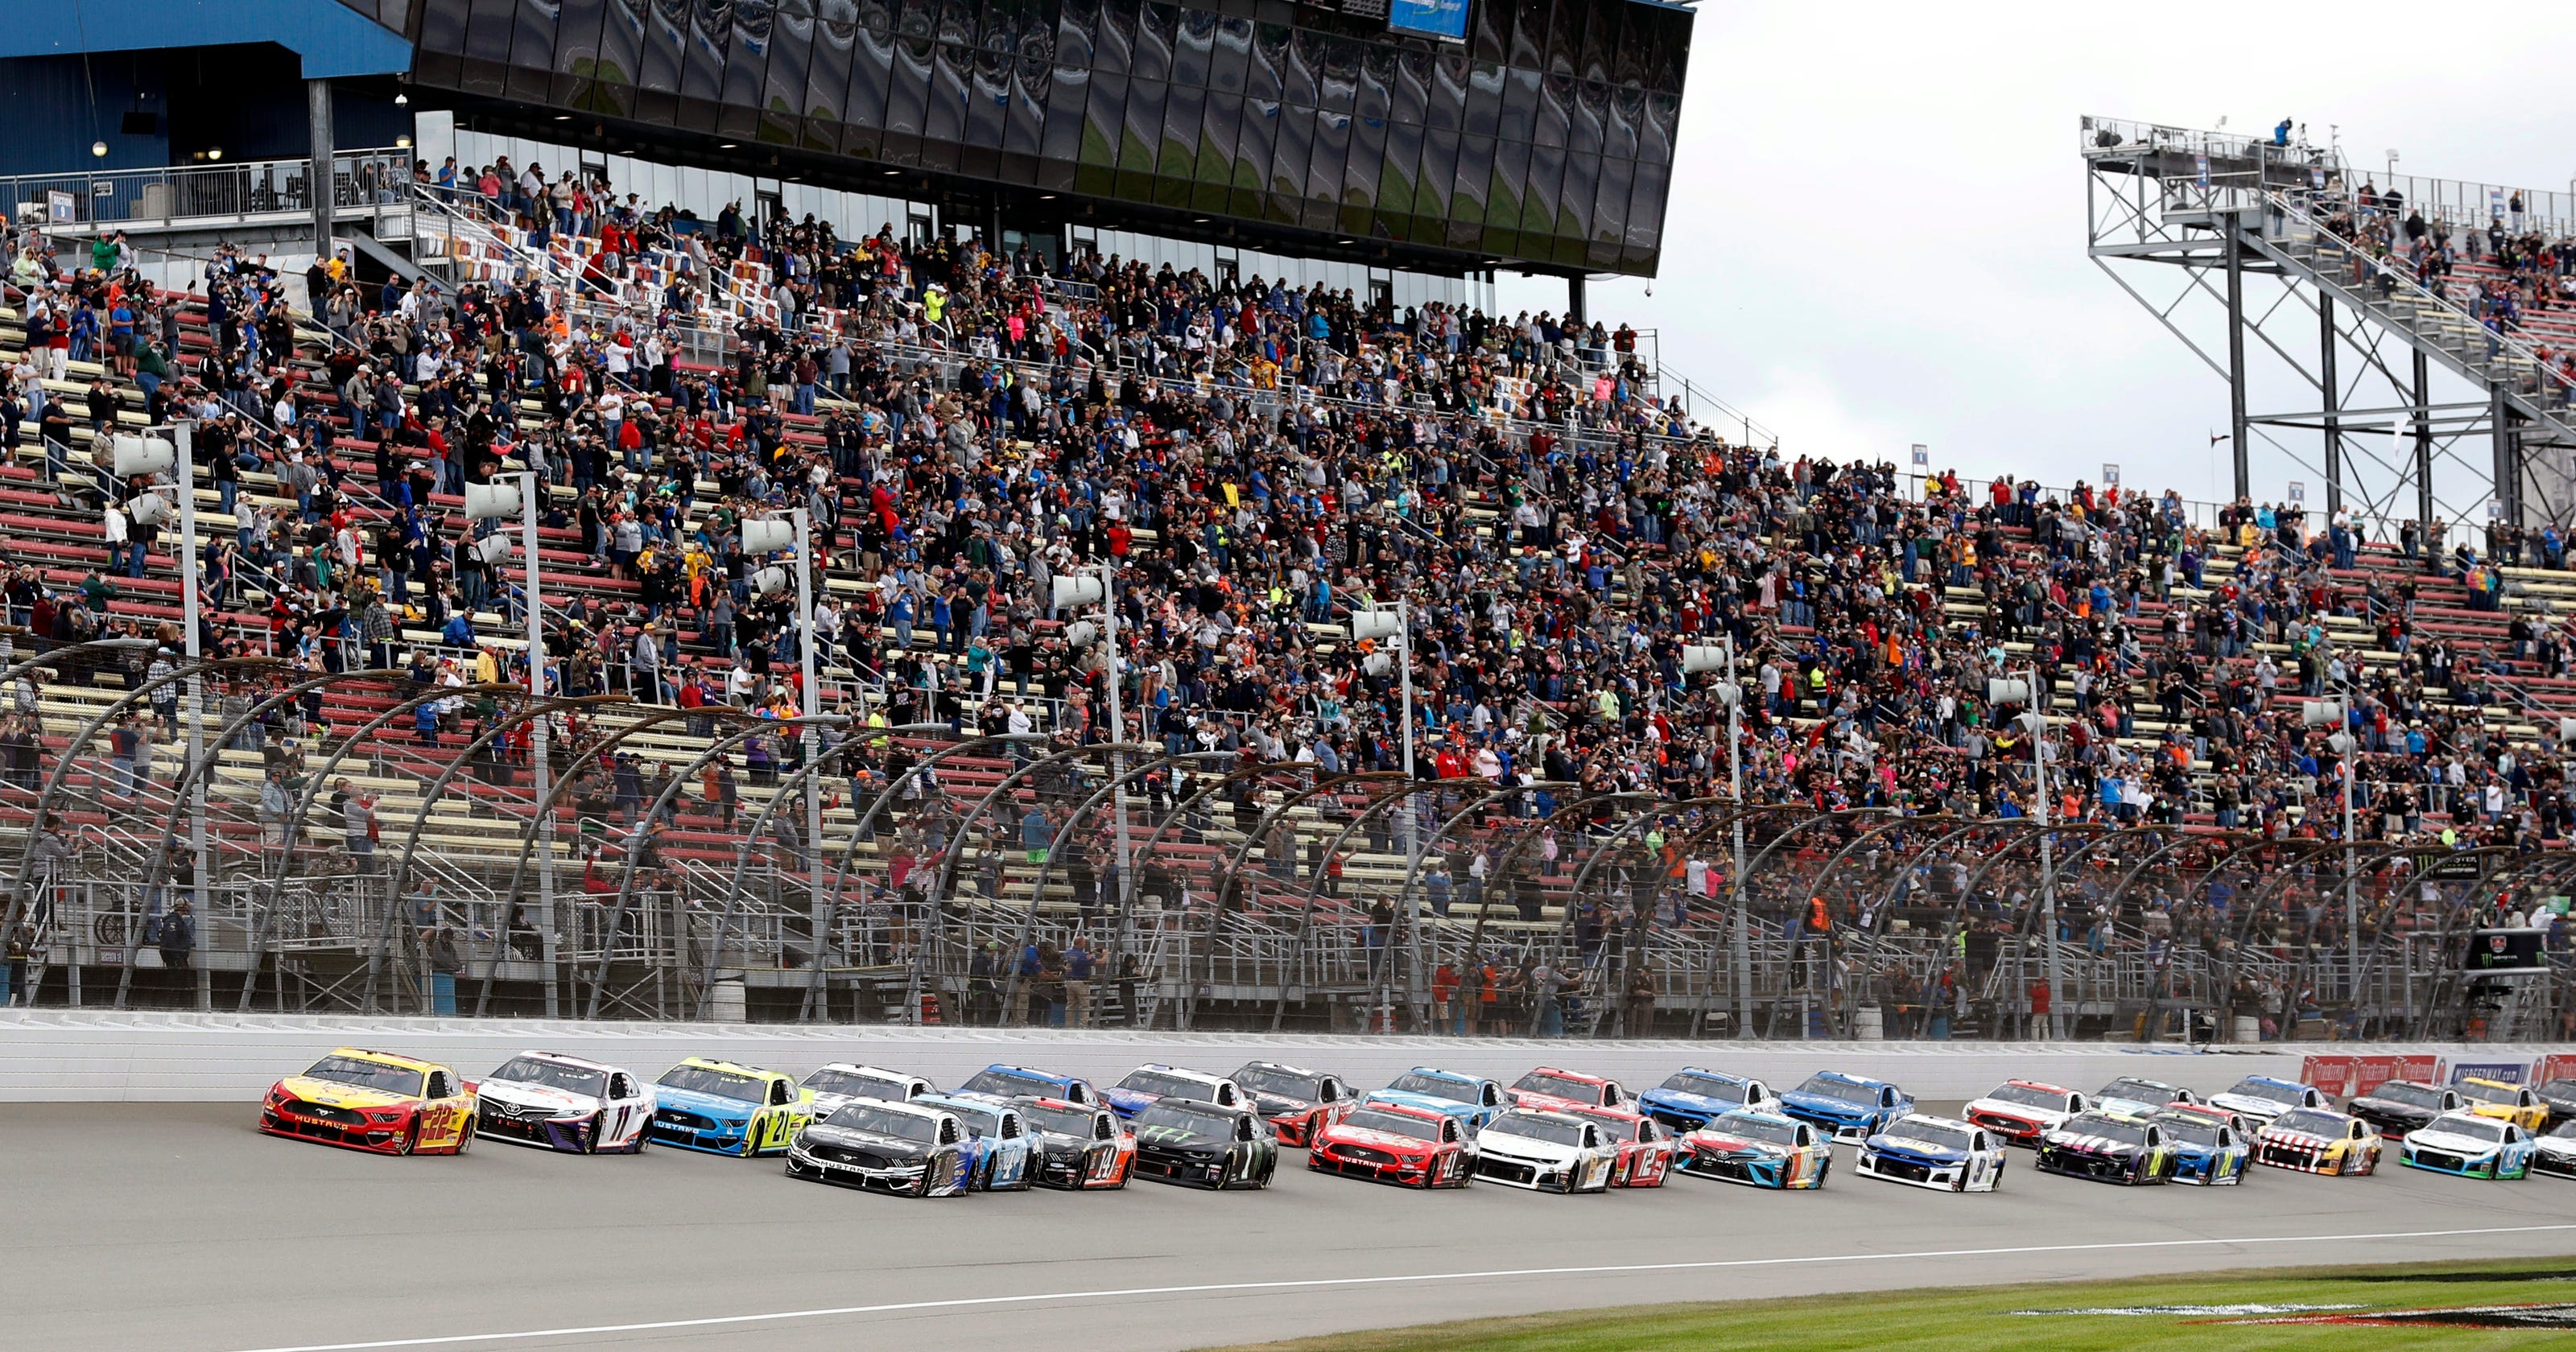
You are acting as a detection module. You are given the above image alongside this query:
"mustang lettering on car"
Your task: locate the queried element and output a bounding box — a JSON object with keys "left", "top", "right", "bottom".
{"left": 1308, "top": 1102, "right": 1475, "bottom": 1188}
{"left": 260, "top": 1047, "right": 476, "bottom": 1156}
{"left": 786, "top": 1098, "right": 973, "bottom": 1196}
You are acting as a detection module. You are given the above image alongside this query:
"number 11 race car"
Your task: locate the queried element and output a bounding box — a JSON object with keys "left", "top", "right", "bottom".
{"left": 260, "top": 1047, "right": 477, "bottom": 1156}
{"left": 473, "top": 1051, "right": 653, "bottom": 1153}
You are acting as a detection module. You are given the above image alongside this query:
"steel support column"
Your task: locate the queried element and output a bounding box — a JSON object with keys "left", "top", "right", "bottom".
{"left": 2321, "top": 294, "right": 2342, "bottom": 515}
{"left": 2225, "top": 218, "right": 2251, "bottom": 501}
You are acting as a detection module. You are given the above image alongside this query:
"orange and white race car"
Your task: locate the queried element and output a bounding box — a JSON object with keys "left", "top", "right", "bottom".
{"left": 1571, "top": 1104, "right": 1676, "bottom": 1186}
{"left": 259, "top": 1047, "right": 477, "bottom": 1155}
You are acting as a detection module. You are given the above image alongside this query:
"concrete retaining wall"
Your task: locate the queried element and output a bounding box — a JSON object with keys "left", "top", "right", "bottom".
{"left": 7, "top": 1011, "right": 2566, "bottom": 1103}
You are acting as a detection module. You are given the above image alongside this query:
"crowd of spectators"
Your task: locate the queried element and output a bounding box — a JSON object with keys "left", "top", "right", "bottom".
{"left": 3, "top": 153, "right": 2570, "bottom": 1037}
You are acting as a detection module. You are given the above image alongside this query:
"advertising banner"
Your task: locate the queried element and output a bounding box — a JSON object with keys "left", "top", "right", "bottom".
{"left": 2301, "top": 1053, "right": 2441, "bottom": 1098}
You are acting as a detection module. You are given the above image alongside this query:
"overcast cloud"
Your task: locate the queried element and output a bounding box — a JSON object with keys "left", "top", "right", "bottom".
{"left": 1498, "top": 1, "right": 2576, "bottom": 513}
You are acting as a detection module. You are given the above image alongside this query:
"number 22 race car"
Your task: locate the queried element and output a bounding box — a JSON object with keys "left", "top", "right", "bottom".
{"left": 260, "top": 1047, "right": 476, "bottom": 1156}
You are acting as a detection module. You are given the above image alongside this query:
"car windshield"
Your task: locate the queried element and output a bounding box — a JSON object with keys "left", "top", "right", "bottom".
{"left": 820, "top": 1103, "right": 937, "bottom": 1142}
{"left": 1492, "top": 1113, "right": 1588, "bottom": 1147}
{"left": 2097, "top": 1078, "right": 2178, "bottom": 1104}
{"left": 2541, "top": 1079, "right": 2576, "bottom": 1099}
{"left": 1882, "top": 1119, "right": 1975, "bottom": 1152}
{"left": 939, "top": 1103, "right": 1002, "bottom": 1135}
{"left": 1133, "top": 1103, "right": 1232, "bottom": 1138}
{"left": 961, "top": 1068, "right": 1063, "bottom": 1099}
{"left": 1659, "top": 1071, "right": 1752, "bottom": 1103}
{"left": 487, "top": 1057, "right": 605, "bottom": 1096}
{"left": 1118, "top": 1070, "right": 1216, "bottom": 1101}
{"left": 301, "top": 1055, "right": 425, "bottom": 1096}
{"left": 1513, "top": 1071, "right": 1604, "bottom": 1102}
{"left": 1341, "top": 1109, "right": 1442, "bottom": 1141}
{"left": 1232, "top": 1066, "right": 1324, "bottom": 1099}
{"left": 2427, "top": 1115, "right": 2508, "bottom": 1144}
{"left": 1794, "top": 1074, "right": 1880, "bottom": 1106}
{"left": 2268, "top": 1110, "right": 2345, "bottom": 1136}
{"left": 657, "top": 1066, "right": 767, "bottom": 1103}
{"left": 2225, "top": 1078, "right": 2306, "bottom": 1106}
{"left": 2152, "top": 1115, "right": 2221, "bottom": 1147}
{"left": 1020, "top": 1104, "right": 1102, "bottom": 1139}
{"left": 1706, "top": 1115, "right": 1798, "bottom": 1146}
{"left": 2064, "top": 1116, "right": 2149, "bottom": 1147}
{"left": 2369, "top": 1082, "right": 2445, "bottom": 1110}
{"left": 2550, "top": 1121, "right": 2576, "bottom": 1140}
{"left": 1984, "top": 1084, "right": 2066, "bottom": 1110}
{"left": 804, "top": 1069, "right": 914, "bottom": 1101}
{"left": 1386, "top": 1072, "right": 1474, "bottom": 1101}
{"left": 2456, "top": 1082, "right": 2520, "bottom": 1107}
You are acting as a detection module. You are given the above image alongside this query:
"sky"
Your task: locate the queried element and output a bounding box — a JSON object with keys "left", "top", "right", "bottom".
{"left": 1495, "top": 1, "right": 2576, "bottom": 517}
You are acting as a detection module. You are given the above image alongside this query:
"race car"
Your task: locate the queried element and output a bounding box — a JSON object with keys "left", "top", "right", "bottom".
{"left": 2033, "top": 1110, "right": 2175, "bottom": 1185}
{"left": 1505, "top": 1066, "right": 1630, "bottom": 1114}
{"left": 1781, "top": 1070, "right": 1914, "bottom": 1141}
{"left": 259, "top": 1047, "right": 477, "bottom": 1156}
{"left": 1469, "top": 1109, "right": 1619, "bottom": 1193}
{"left": 2400, "top": 1111, "right": 2537, "bottom": 1181}
{"left": 1854, "top": 1114, "right": 2004, "bottom": 1193}
{"left": 1675, "top": 1109, "right": 1831, "bottom": 1189}
{"left": 2535, "top": 1078, "right": 2576, "bottom": 1129}
{"left": 785, "top": 1097, "right": 973, "bottom": 1196}
{"left": 2344, "top": 1080, "right": 2462, "bottom": 1140}
{"left": 2454, "top": 1077, "right": 2549, "bottom": 1131}
{"left": 1963, "top": 1079, "right": 2088, "bottom": 1147}
{"left": 473, "top": 1051, "right": 652, "bottom": 1153}
{"left": 1637, "top": 1068, "right": 1780, "bottom": 1131}
{"left": 1364, "top": 1067, "right": 1507, "bottom": 1136}
{"left": 646, "top": 1057, "right": 811, "bottom": 1156}
{"left": 1101, "top": 1065, "right": 1248, "bottom": 1120}
{"left": 1228, "top": 1061, "right": 1357, "bottom": 1148}
{"left": 1571, "top": 1105, "right": 1674, "bottom": 1187}
{"left": 2150, "top": 1107, "right": 2252, "bottom": 1185}
{"left": 915, "top": 1092, "right": 1035, "bottom": 1190}
{"left": 1129, "top": 1100, "right": 1278, "bottom": 1189}
{"left": 1013, "top": 1096, "right": 1135, "bottom": 1189}
{"left": 1307, "top": 1101, "right": 1476, "bottom": 1189}
{"left": 956, "top": 1063, "right": 1104, "bottom": 1109}
{"left": 2093, "top": 1075, "right": 2203, "bottom": 1118}
{"left": 2533, "top": 1120, "right": 2576, "bottom": 1179}
{"left": 2209, "top": 1074, "right": 2326, "bottom": 1127}
{"left": 2253, "top": 1107, "right": 2383, "bottom": 1176}
{"left": 799, "top": 1063, "right": 937, "bottom": 1119}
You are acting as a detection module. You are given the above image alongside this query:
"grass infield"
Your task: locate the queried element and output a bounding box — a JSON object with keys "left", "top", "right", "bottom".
{"left": 1197, "top": 1255, "right": 2576, "bottom": 1351}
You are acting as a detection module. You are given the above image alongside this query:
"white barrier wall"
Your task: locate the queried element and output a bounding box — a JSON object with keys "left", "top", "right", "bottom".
{"left": 7, "top": 1011, "right": 2564, "bottom": 1103}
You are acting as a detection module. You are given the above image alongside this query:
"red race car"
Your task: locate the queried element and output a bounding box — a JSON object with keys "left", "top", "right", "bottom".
{"left": 1573, "top": 1105, "right": 1674, "bottom": 1187}
{"left": 259, "top": 1047, "right": 477, "bottom": 1156}
{"left": 1307, "top": 1101, "right": 1475, "bottom": 1188}
{"left": 1506, "top": 1066, "right": 1630, "bottom": 1114}
{"left": 1962, "top": 1079, "right": 2087, "bottom": 1148}
{"left": 1228, "top": 1060, "right": 1358, "bottom": 1148}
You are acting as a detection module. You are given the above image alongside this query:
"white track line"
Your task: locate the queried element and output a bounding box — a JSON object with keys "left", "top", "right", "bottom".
{"left": 228, "top": 1222, "right": 2576, "bottom": 1352}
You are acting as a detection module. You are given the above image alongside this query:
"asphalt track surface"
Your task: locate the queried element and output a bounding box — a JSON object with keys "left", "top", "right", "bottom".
{"left": 11, "top": 1103, "right": 2576, "bottom": 1352}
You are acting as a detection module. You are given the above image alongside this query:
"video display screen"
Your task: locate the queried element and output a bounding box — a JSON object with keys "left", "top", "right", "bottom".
{"left": 401, "top": 0, "right": 1687, "bottom": 275}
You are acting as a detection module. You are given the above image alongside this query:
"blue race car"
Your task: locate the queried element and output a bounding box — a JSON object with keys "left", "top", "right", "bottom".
{"left": 2151, "top": 1106, "right": 2252, "bottom": 1185}
{"left": 956, "top": 1063, "right": 1106, "bottom": 1111}
{"left": 1362, "top": 1068, "right": 1506, "bottom": 1136}
{"left": 2400, "top": 1112, "right": 2537, "bottom": 1181}
{"left": 646, "top": 1057, "right": 811, "bottom": 1156}
{"left": 1854, "top": 1113, "right": 2004, "bottom": 1192}
{"left": 1637, "top": 1068, "right": 1781, "bottom": 1132}
{"left": 916, "top": 1092, "right": 1037, "bottom": 1190}
{"left": 1780, "top": 1070, "right": 1913, "bottom": 1141}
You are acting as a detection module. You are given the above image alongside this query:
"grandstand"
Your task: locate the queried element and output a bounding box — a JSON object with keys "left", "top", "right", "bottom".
{"left": 0, "top": 17, "right": 2566, "bottom": 1044}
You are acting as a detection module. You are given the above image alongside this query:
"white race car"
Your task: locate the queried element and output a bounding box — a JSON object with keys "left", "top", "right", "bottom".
{"left": 1468, "top": 1109, "right": 1618, "bottom": 1193}
{"left": 800, "top": 1062, "right": 937, "bottom": 1119}
{"left": 1855, "top": 1113, "right": 2005, "bottom": 1193}
{"left": 473, "top": 1050, "right": 654, "bottom": 1153}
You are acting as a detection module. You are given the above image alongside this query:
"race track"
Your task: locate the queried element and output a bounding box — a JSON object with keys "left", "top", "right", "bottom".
{"left": 10, "top": 1102, "right": 2574, "bottom": 1352}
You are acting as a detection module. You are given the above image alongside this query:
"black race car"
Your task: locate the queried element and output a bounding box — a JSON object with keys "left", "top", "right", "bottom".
{"left": 2534, "top": 1078, "right": 2576, "bottom": 1130}
{"left": 1129, "top": 1100, "right": 1279, "bottom": 1189}
{"left": 2345, "top": 1080, "right": 2462, "bottom": 1140}
{"left": 1229, "top": 1060, "right": 1357, "bottom": 1148}
{"left": 2034, "top": 1111, "right": 2177, "bottom": 1185}
{"left": 783, "top": 1098, "right": 971, "bottom": 1197}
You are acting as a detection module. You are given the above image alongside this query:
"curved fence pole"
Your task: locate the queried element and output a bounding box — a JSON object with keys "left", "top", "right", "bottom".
{"left": 965, "top": 743, "right": 1152, "bottom": 1025}
{"left": 1268, "top": 774, "right": 1414, "bottom": 1030}
{"left": 112, "top": 668, "right": 405, "bottom": 1008}
{"left": 588, "top": 714, "right": 849, "bottom": 1020}
{"left": 242, "top": 681, "right": 535, "bottom": 1012}
{"left": 1018, "top": 750, "right": 1236, "bottom": 1026}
